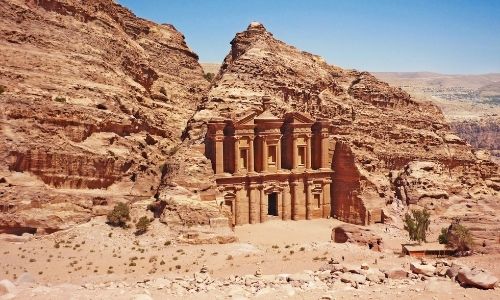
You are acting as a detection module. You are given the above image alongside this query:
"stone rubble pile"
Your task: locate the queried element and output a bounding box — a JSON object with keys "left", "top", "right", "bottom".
{"left": 1, "top": 259, "right": 498, "bottom": 298}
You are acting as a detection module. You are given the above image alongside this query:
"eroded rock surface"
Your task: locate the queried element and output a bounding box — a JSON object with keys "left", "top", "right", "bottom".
{"left": 0, "top": 0, "right": 209, "bottom": 232}
{"left": 331, "top": 223, "right": 383, "bottom": 251}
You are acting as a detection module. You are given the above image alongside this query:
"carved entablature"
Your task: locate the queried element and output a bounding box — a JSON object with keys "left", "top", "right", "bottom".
{"left": 205, "top": 96, "right": 333, "bottom": 175}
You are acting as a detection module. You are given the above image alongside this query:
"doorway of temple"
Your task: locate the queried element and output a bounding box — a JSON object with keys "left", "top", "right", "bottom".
{"left": 267, "top": 193, "right": 278, "bottom": 216}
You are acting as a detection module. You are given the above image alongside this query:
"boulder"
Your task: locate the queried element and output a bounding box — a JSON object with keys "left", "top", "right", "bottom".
{"left": 364, "top": 269, "right": 386, "bottom": 283}
{"left": 0, "top": 279, "right": 16, "bottom": 296}
{"left": 15, "top": 273, "right": 36, "bottom": 285}
{"left": 288, "top": 273, "right": 313, "bottom": 283}
{"left": 410, "top": 262, "right": 436, "bottom": 277}
{"left": 340, "top": 273, "right": 366, "bottom": 284}
{"left": 456, "top": 269, "right": 498, "bottom": 289}
{"left": 332, "top": 224, "right": 383, "bottom": 251}
{"left": 385, "top": 268, "right": 409, "bottom": 279}
{"left": 132, "top": 295, "right": 154, "bottom": 300}
{"left": 446, "top": 262, "right": 468, "bottom": 280}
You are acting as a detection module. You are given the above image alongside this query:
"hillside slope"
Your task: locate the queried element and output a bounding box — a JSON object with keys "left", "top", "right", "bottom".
{"left": 0, "top": 0, "right": 209, "bottom": 233}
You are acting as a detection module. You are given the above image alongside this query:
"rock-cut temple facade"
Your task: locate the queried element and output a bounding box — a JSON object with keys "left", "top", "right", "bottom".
{"left": 206, "top": 96, "right": 334, "bottom": 226}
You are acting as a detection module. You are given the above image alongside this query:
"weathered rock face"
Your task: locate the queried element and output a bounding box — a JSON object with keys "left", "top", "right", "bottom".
{"left": 450, "top": 117, "right": 500, "bottom": 163}
{"left": 456, "top": 268, "right": 498, "bottom": 289}
{"left": 0, "top": 0, "right": 209, "bottom": 232}
{"left": 186, "top": 23, "right": 498, "bottom": 228}
{"left": 331, "top": 223, "right": 383, "bottom": 251}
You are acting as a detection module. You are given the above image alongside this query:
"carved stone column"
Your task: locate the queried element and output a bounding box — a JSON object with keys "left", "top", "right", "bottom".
{"left": 290, "top": 180, "right": 302, "bottom": 220}
{"left": 249, "top": 184, "right": 259, "bottom": 224}
{"left": 215, "top": 135, "right": 224, "bottom": 174}
{"left": 248, "top": 136, "right": 255, "bottom": 173}
{"left": 233, "top": 136, "right": 240, "bottom": 174}
{"left": 276, "top": 138, "right": 282, "bottom": 170}
{"left": 237, "top": 185, "right": 249, "bottom": 225}
{"left": 234, "top": 185, "right": 242, "bottom": 225}
{"left": 306, "top": 180, "right": 313, "bottom": 220}
{"left": 306, "top": 135, "right": 312, "bottom": 170}
{"left": 262, "top": 137, "right": 268, "bottom": 172}
{"left": 277, "top": 192, "right": 283, "bottom": 218}
{"left": 292, "top": 136, "right": 298, "bottom": 170}
{"left": 259, "top": 184, "right": 266, "bottom": 223}
{"left": 320, "top": 132, "right": 330, "bottom": 170}
{"left": 282, "top": 183, "right": 291, "bottom": 220}
{"left": 322, "top": 179, "right": 332, "bottom": 218}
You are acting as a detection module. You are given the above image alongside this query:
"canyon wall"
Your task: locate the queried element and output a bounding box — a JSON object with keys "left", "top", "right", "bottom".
{"left": 0, "top": 0, "right": 210, "bottom": 233}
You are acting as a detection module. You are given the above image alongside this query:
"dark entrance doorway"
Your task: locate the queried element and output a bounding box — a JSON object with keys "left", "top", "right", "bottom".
{"left": 268, "top": 193, "right": 278, "bottom": 216}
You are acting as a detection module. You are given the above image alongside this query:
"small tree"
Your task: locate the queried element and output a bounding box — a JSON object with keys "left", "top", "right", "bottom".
{"left": 135, "top": 216, "right": 150, "bottom": 235}
{"left": 438, "top": 227, "right": 449, "bottom": 244}
{"left": 159, "top": 86, "right": 167, "bottom": 96}
{"left": 107, "top": 202, "right": 130, "bottom": 227}
{"left": 203, "top": 72, "right": 214, "bottom": 82}
{"left": 403, "top": 208, "right": 431, "bottom": 244}
{"left": 448, "top": 223, "right": 474, "bottom": 252}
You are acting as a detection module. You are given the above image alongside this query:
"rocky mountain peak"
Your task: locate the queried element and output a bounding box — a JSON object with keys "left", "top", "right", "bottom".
{"left": 187, "top": 21, "right": 499, "bottom": 251}
{"left": 247, "top": 21, "right": 267, "bottom": 32}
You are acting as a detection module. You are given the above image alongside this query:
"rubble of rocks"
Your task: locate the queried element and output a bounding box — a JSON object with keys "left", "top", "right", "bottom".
{"left": 2, "top": 258, "right": 497, "bottom": 299}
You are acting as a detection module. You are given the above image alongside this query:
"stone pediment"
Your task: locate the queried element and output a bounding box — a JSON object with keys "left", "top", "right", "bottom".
{"left": 234, "top": 111, "right": 258, "bottom": 126}
{"left": 284, "top": 111, "right": 315, "bottom": 124}
{"left": 255, "top": 110, "right": 280, "bottom": 120}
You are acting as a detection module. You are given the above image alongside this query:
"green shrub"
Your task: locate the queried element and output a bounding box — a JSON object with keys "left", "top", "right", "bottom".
{"left": 135, "top": 216, "right": 150, "bottom": 235}
{"left": 159, "top": 86, "right": 167, "bottom": 96}
{"left": 106, "top": 202, "right": 130, "bottom": 227}
{"left": 54, "top": 96, "right": 66, "bottom": 103}
{"left": 203, "top": 72, "right": 214, "bottom": 82}
{"left": 403, "top": 208, "right": 430, "bottom": 243}
{"left": 438, "top": 227, "right": 449, "bottom": 244}
{"left": 449, "top": 223, "right": 474, "bottom": 252}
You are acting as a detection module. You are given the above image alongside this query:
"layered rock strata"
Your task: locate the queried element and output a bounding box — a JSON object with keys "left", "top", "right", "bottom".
{"left": 186, "top": 22, "right": 498, "bottom": 244}
{"left": 0, "top": 0, "right": 211, "bottom": 233}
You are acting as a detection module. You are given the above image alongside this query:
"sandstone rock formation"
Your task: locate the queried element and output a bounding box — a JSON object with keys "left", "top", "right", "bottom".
{"left": 331, "top": 223, "right": 383, "bottom": 251}
{"left": 450, "top": 117, "right": 500, "bottom": 163}
{"left": 456, "top": 268, "right": 498, "bottom": 289}
{"left": 186, "top": 22, "right": 498, "bottom": 243}
{"left": 0, "top": 0, "right": 210, "bottom": 233}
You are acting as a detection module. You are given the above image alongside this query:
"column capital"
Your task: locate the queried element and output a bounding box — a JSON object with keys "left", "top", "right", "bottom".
{"left": 248, "top": 183, "right": 260, "bottom": 189}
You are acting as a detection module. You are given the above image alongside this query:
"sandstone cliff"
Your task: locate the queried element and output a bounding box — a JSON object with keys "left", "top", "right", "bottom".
{"left": 450, "top": 117, "right": 500, "bottom": 163}
{"left": 187, "top": 23, "right": 498, "bottom": 250}
{"left": 0, "top": 0, "right": 211, "bottom": 233}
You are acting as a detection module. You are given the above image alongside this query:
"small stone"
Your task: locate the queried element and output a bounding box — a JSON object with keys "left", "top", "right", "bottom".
{"left": 132, "top": 294, "right": 153, "bottom": 300}
{"left": 0, "top": 280, "right": 16, "bottom": 296}
{"left": 200, "top": 264, "right": 208, "bottom": 274}
{"left": 361, "top": 263, "right": 369, "bottom": 270}
{"left": 255, "top": 267, "right": 262, "bottom": 277}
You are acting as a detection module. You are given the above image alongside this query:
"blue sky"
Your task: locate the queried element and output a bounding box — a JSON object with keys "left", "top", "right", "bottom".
{"left": 118, "top": 0, "right": 500, "bottom": 74}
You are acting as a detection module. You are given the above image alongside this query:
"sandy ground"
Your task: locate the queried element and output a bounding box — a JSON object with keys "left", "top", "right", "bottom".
{"left": 0, "top": 218, "right": 499, "bottom": 299}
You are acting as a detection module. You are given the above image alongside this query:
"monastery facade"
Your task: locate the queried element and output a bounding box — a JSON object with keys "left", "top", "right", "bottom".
{"left": 206, "top": 96, "right": 334, "bottom": 226}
